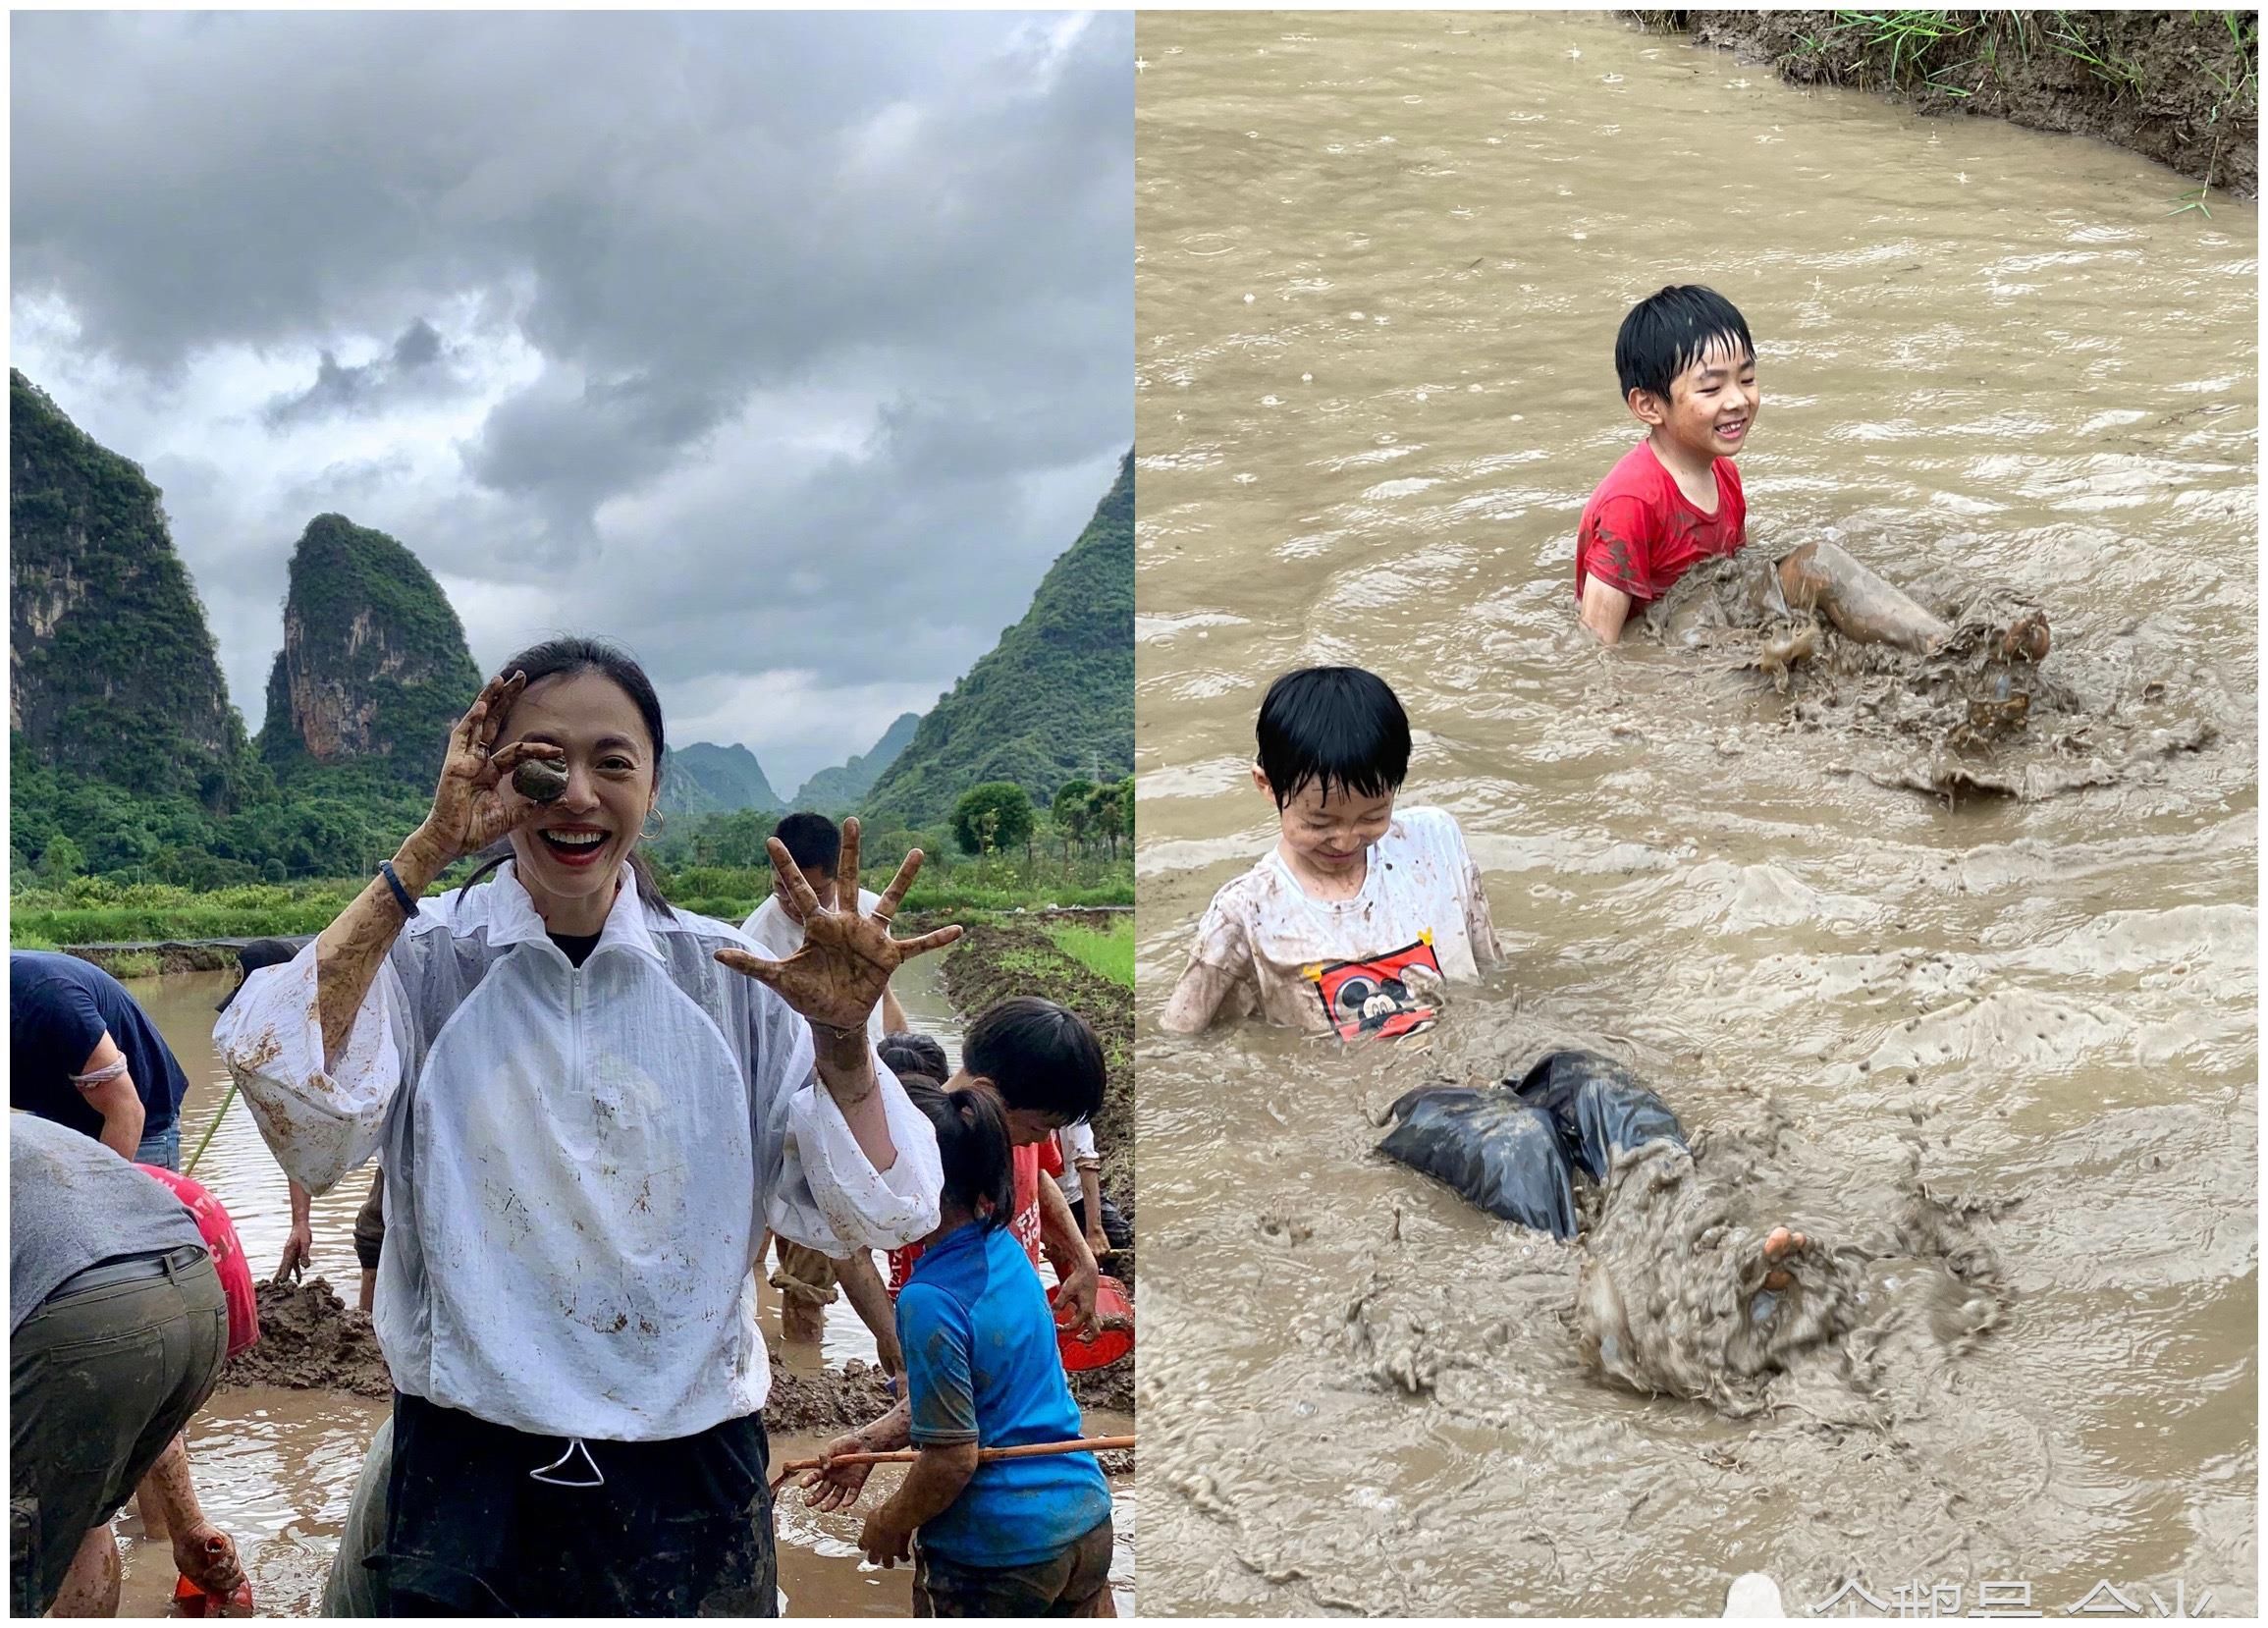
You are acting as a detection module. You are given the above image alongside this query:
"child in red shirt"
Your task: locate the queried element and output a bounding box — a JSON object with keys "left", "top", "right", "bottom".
{"left": 137, "top": 1164, "right": 258, "bottom": 1360}
{"left": 1575, "top": 285, "right": 2047, "bottom": 662}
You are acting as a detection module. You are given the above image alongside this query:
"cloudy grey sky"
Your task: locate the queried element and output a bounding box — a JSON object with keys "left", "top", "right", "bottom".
{"left": 12, "top": 11, "right": 1130, "bottom": 791}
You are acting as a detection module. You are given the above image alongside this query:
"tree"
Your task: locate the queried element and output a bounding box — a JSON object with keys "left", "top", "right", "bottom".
{"left": 1086, "top": 780, "right": 1126, "bottom": 860}
{"left": 36, "top": 835, "right": 84, "bottom": 884}
{"left": 952, "top": 782, "right": 1034, "bottom": 858}
{"left": 1051, "top": 779, "right": 1097, "bottom": 859}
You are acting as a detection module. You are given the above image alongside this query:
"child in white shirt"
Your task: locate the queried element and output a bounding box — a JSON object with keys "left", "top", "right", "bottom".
{"left": 1162, "top": 666, "right": 1501, "bottom": 1036}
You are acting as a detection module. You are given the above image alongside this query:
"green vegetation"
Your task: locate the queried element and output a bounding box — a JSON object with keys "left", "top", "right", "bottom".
{"left": 10, "top": 378, "right": 1136, "bottom": 945}
{"left": 10, "top": 877, "right": 365, "bottom": 946}
{"left": 1044, "top": 917, "right": 1135, "bottom": 989}
{"left": 862, "top": 452, "right": 1133, "bottom": 829}
{"left": 952, "top": 782, "right": 1037, "bottom": 857}
{"left": 1629, "top": 10, "right": 2259, "bottom": 196}
{"left": 11, "top": 371, "right": 257, "bottom": 809}
{"left": 793, "top": 712, "right": 920, "bottom": 813}
{"left": 8, "top": 841, "right": 1133, "bottom": 949}
{"left": 258, "top": 514, "right": 482, "bottom": 792}
{"left": 660, "top": 741, "right": 784, "bottom": 818}
{"left": 656, "top": 846, "right": 1133, "bottom": 925}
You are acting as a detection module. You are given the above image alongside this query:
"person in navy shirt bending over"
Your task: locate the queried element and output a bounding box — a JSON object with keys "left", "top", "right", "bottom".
{"left": 11, "top": 952, "right": 194, "bottom": 1168}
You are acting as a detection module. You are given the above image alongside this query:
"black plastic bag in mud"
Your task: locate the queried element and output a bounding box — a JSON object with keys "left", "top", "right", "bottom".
{"left": 1377, "top": 1051, "right": 1683, "bottom": 1239}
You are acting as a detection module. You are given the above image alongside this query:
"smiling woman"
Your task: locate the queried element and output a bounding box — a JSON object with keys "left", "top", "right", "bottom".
{"left": 213, "top": 634, "right": 961, "bottom": 1615}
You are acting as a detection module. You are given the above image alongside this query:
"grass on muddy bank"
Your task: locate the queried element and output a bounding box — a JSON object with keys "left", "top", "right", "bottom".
{"left": 1628, "top": 9, "right": 2259, "bottom": 199}
{"left": 9, "top": 854, "right": 1133, "bottom": 950}
{"left": 1042, "top": 918, "right": 1136, "bottom": 989}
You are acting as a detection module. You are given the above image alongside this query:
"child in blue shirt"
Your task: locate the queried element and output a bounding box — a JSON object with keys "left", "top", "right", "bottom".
{"left": 856, "top": 1078, "right": 1114, "bottom": 1617}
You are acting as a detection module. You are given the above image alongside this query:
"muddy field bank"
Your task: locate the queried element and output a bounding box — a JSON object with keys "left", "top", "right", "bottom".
{"left": 1636, "top": 9, "right": 2259, "bottom": 198}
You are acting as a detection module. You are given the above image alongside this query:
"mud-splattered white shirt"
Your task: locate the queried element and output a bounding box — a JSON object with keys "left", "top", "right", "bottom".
{"left": 215, "top": 864, "right": 942, "bottom": 1442}
{"left": 1182, "top": 805, "right": 1502, "bottom": 1032}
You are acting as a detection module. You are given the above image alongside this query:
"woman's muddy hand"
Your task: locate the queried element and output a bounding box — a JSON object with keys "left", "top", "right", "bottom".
{"left": 713, "top": 818, "right": 963, "bottom": 1040}
{"left": 800, "top": 1433, "right": 873, "bottom": 1512}
{"left": 410, "top": 671, "right": 566, "bottom": 868}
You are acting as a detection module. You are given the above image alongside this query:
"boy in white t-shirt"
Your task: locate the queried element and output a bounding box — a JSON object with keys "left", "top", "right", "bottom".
{"left": 1161, "top": 666, "right": 1502, "bottom": 1036}
{"left": 1161, "top": 669, "right": 1810, "bottom": 1301}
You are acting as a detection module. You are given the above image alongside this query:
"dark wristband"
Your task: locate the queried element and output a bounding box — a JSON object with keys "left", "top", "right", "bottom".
{"left": 378, "top": 860, "right": 419, "bottom": 918}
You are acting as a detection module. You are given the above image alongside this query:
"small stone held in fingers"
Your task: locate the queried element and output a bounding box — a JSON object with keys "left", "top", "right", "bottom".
{"left": 513, "top": 756, "right": 569, "bottom": 803}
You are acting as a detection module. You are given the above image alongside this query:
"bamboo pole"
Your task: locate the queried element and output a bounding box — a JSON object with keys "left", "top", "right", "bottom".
{"left": 772, "top": 1434, "right": 1133, "bottom": 1489}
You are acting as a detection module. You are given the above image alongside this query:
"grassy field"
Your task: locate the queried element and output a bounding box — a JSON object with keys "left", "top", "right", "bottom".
{"left": 10, "top": 856, "right": 1134, "bottom": 948}
{"left": 1044, "top": 917, "right": 1135, "bottom": 989}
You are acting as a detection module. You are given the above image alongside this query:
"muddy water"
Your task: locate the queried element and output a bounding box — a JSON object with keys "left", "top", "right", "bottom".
{"left": 114, "top": 954, "right": 1133, "bottom": 1617}
{"left": 1135, "top": 11, "right": 2255, "bottom": 1618}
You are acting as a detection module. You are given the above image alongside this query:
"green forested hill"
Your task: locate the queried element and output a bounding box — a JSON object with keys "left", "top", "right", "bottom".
{"left": 10, "top": 370, "right": 253, "bottom": 808}
{"left": 793, "top": 711, "right": 920, "bottom": 812}
{"left": 861, "top": 452, "right": 1133, "bottom": 829}
{"left": 256, "top": 514, "right": 482, "bottom": 790}
{"left": 661, "top": 742, "right": 784, "bottom": 817}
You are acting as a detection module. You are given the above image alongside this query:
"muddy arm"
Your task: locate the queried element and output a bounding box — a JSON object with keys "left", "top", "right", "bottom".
{"left": 1579, "top": 577, "right": 1634, "bottom": 644}
{"left": 141, "top": 1438, "right": 244, "bottom": 1597}
{"left": 1462, "top": 857, "right": 1505, "bottom": 971}
{"left": 1161, "top": 958, "right": 1238, "bottom": 1034}
{"left": 836, "top": 1251, "right": 904, "bottom": 1377}
{"left": 312, "top": 829, "right": 450, "bottom": 1069}
{"left": 1040, "top": 1176, "right": 1102, "bottom": 1336}
{"left": 74, "top": 1033, "right": 145, "bottom": 1161}
{"left": 760, "top": 1009, "right": 943, "bottom": 1255}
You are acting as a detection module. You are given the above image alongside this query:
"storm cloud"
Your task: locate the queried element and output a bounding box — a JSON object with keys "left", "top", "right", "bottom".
{"left": 11, "top": 10, "right": 1131, "bottom": 789}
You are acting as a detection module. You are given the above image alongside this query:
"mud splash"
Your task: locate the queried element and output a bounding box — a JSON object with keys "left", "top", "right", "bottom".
{"left": 1647, "top": 552, "right": 2222, "bottom": 803}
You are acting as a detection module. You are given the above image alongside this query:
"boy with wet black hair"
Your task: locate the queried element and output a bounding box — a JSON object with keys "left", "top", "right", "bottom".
{"left": 1161, "top": 666, "right": 1501, "bottom": 1035}
{"left": 1577, "top": 284, "right": 2047, "bottom": 661}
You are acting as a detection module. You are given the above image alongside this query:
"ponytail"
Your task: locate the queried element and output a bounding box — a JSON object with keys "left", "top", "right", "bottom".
{"left": 904, "top": 1078, "right": 1015, "bottom": 1229}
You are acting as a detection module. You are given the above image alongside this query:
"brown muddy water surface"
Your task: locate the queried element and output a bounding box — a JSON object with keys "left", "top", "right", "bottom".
{"left": 111, "top": 960, "right": 1133, "bottom": 1616}
{"left": 1135, "top": 11, "right": 2255, "bottom": 1617}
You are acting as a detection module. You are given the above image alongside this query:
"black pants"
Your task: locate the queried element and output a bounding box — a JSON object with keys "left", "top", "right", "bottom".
{"left": 1069, "top": 1193, "right": 1133, "bottom": 1250}
{"left": 9, "top": 1246, "right": 227, "bottom": 1615}
{"left": 352, "top": 1169, "right": 386, "bottom": 1274}
{"left": 1377, "top": 1050, "right": 1685, "bottom": 1239}
{"left": 914, "top": 1514, "right": 1115, "bottom": 1617}
{"left": 379, "top": 1391, "right": 777, "bottom": 1616}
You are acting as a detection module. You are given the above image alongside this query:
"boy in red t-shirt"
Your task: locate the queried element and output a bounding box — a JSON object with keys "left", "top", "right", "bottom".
{"left": 1575, "top": 285, "right": 2047, "bottom": 662}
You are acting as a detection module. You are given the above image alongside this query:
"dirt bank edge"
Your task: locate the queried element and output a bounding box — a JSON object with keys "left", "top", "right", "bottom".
{"left": 1632, "top": 10, "right": 2258, "bottom": 200}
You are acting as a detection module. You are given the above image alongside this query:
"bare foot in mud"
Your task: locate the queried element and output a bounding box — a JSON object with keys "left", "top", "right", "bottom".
{"left": 1761, "top": 1225, "right": 1806, "bottom": 1291}
{"left": 1994, "top": 610, "right": 2051, "bottom": 664}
